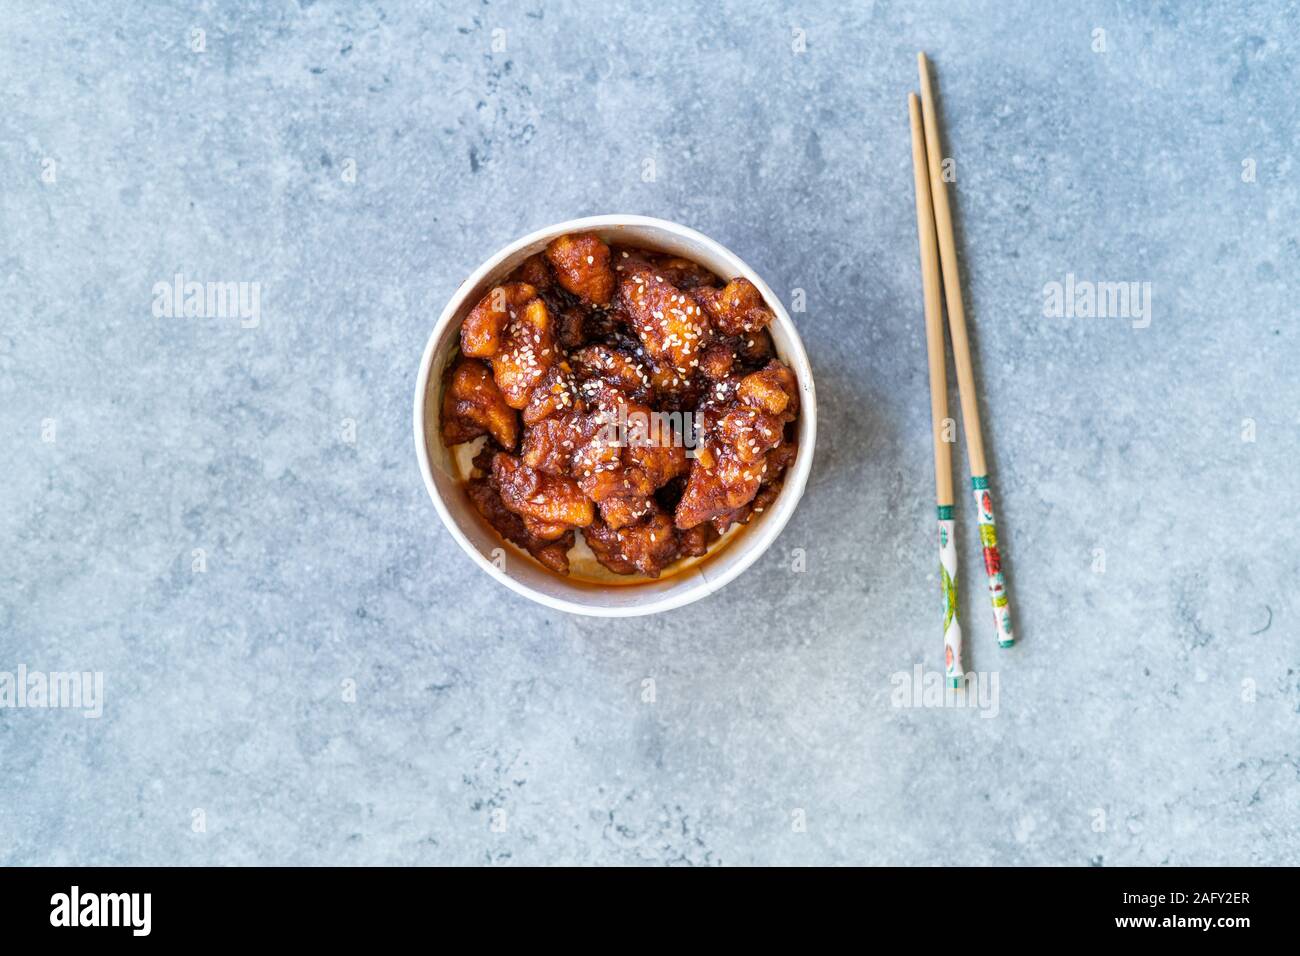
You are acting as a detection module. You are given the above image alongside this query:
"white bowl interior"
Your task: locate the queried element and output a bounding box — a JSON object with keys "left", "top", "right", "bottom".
{"left": 414, "top": 216, "right": 816, "bottom": 616}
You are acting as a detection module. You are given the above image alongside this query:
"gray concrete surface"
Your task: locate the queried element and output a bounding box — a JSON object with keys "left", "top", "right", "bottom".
{"left": 1, "top": 0, "right": 1297, "bottom": 865}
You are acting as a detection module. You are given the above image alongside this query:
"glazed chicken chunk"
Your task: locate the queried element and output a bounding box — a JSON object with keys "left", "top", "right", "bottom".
{"left": 466, "top": 456, "right": 574, "bottom": 575}
{"left": 545, "top": 233, "right": 616, "bottom": 306}
{"left": 583, "top": 507, "right": 680, "bottom": 577}
{"left": 460, "top": 282, "right": 560, "bottom": 408}
{"left": 569, "top": 343, "right": 656, "bottom": 405}
{"left": 616, "top": 259, "right": 713, "bottom": 378}
{"left": 491, "top": 297, "right": 559, "bottom": 409}
{"left": 674, "top": 360, "right": 799, "bottom": 531}
{"left": 441, "top": 357, "right": 518, "bottom": 449}
{"left": 461, "top": 282, "right": 538, "bottom": 358}
{"left": 692, "top": 276, "right": 776, "bottom": 337}
{"left": 571, "top": 384, "right": 688, "bottom": 529}
{"left": 492, "top": 452, "right": 594, "bottom": 531}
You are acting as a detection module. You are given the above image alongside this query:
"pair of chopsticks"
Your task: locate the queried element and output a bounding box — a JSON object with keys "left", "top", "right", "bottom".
{"left": 909, "top": 53, "right": 1014, "bottom": 687}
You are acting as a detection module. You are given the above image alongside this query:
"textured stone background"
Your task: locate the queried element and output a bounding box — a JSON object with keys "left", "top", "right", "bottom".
{"left": 2, "top": 0, "right": 1297, "bottom": 865}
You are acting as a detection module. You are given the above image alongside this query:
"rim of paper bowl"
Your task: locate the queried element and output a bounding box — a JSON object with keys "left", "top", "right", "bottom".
{"left": 412, "top": 214, "right": 817, "bottom": 617}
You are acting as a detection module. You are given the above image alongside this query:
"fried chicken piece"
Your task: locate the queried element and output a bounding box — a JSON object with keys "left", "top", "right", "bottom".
{"left": 492, "top": 452, "right": 594, "bottom": 529}
{"left": 559, "top": 384, "right": 690, "bottom": 529}
{"left": 491, "top": 297, "right": 558, "bottom": 409}
{"left": 521, "top": 515, "right": 573, "bottom": 542}
{"left": 582, "top": 507, "right": 680, "bottom": 577}
{"left": 697, "top": 341, "right": 737, "bottom": 381}
{"left": 692, "top": 277, "right": 775, "bottom": 337}
{"left": 674, "top": 360, "right": 798, "bottom": 530}
{"left": 519, "top": 415, "right": 572, "bottom": 475}
{"left": 597, "top": 495, "right": 657, "bottom": 530}
{"left": 520, "top": 407, "right": 597, "bottom": 476}
{"left": 764, "top": 435, "right": 799, "bottom": 478}
{"left": 734, "top": 328, "right": 776, "bottom": 370}
{"left": 676, "top": 521, "right": 719, "bottom": 557}
{"left": 615, "top": 259, "right": 713, "bottom": 379}
{"left": 461, "top": 282, "right": 538, "bottom": 358}
{"left": 673, "top": 458, "right": 760, "bottom": 532}
{"left": 545, "top": 233, "right": 615, "bottom": 306}
{"left": 737, "top": 360, "right": 799, "bottom": 418}
{"left": 465, "top": 478, "right": 573, "bottom": 575}
{"left": 641, "top": 349, "right": 703, "bottom": 411}
{"left": 521, "top": 361, "right": 580, "bottom": 426}
{"left": 440, "top": 357, "right": 519, "bottom": 449}
{"left": 526, "top": 536, "right": 573, "bottom": 574}
{"left": 643, "top": 253, "right": 719, "bottom": 290}
{"left": 571, "top": 385, "right": 688, "bottom": 512}
{"left": 627, "top": 424, "right": 691, "bottom": 488}
{"left": 698, "top": 329, "right": 777, "bottom": 381}
{"left": 570, "top": 343, "right": 655, "bottom": 404}
{"left": 507, "top": 253, "right": 553, "bottom": 290}
{"left": 710, "top": 472, "right": 786, "bottom": 535}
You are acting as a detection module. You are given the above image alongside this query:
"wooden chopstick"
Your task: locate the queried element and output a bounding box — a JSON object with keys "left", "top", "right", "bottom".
{"left": 908, "top": 93, "right": 963, "bottom": 686}
{"left": 917, "top": 52, "right": 1014, "bottom": 649}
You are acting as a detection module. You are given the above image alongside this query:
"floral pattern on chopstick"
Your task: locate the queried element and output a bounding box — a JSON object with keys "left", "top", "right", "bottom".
{"left": 937, "top": 507, "right": 963, "bottom": 685}
{"left": 972, "top": 476, "right": 1013, "bottom": 647}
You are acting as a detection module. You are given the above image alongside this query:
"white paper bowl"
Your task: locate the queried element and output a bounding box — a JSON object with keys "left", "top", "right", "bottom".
{"left": 413, "top": 215, "right": 817, "bottom": 617}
